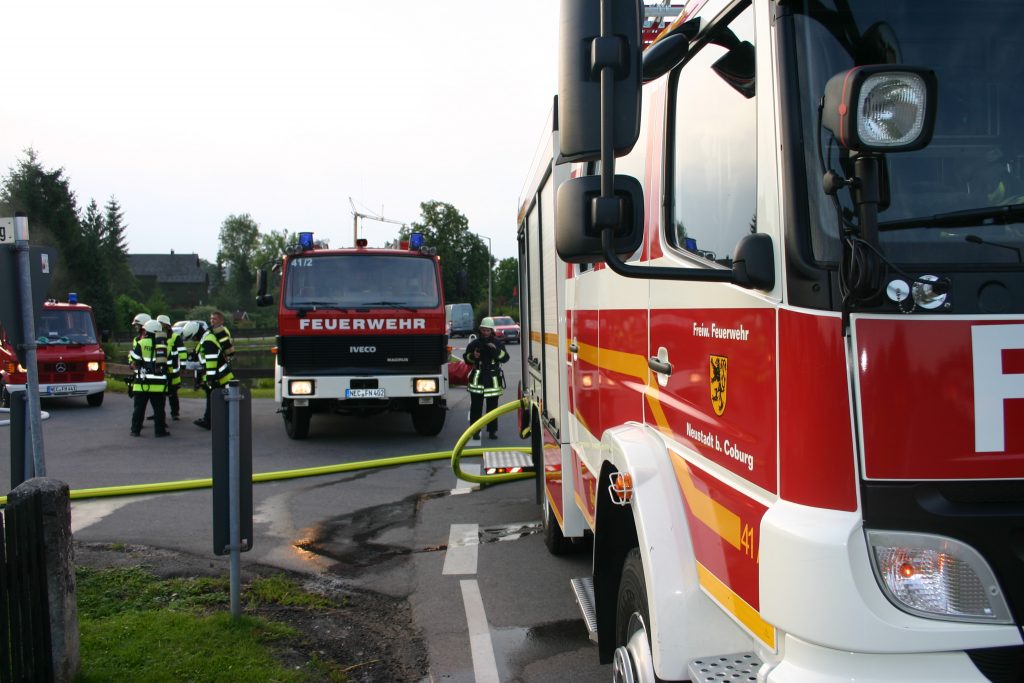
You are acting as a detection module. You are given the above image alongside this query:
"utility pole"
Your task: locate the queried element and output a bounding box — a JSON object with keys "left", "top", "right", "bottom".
{"left": 478, "top": 234, "right": 493, "bottom": 317}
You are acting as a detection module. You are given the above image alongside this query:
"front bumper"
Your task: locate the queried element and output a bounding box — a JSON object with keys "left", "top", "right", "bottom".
{"left": 6, "top": 380, "right": 106, "bottom": 398}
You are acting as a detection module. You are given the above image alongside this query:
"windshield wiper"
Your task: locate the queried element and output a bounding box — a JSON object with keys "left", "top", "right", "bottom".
{"left": 292, "top": 301, "right": 349, "bottom": 312}
{"left": 879, "top": 204, "right": 1024, "bottom": 231}
{"left": 356, "top": 300, "right": 418, "bottom": 312}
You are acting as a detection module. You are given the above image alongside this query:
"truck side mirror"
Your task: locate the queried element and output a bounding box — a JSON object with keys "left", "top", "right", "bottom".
{"left": 255, "top": 269, "right": 274, "bottom": 307}
{"left": 558, "top": 0, "right": 642, "bottom": 163}
{"left": 556, "top": 174, "right": 644, "bottom": 263}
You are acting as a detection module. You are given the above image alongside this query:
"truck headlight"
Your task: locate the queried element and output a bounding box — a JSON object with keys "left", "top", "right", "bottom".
{"left": 822, "top": 66, "right": 937, "bottom": 152}
{"left": 866, "top": 530, "right": 1012, "bottom": 623}
{"left": 414, "top": 378, "right": 438, "bottom": 394}
{"left": 87, "top": 361, "right": 102, "bottom": 372}
{"left": 289, "top": 380, "right": 314, "bottom": 396}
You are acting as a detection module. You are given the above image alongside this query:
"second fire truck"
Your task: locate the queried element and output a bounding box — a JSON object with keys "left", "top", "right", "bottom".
{"left": 257, "top": 233, "right": 449, "bottom": 439}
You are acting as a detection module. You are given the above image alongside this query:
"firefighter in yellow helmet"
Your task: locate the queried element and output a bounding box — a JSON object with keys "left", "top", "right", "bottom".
{"left": 463, "top": 317, "right": 510, "bottom": 441}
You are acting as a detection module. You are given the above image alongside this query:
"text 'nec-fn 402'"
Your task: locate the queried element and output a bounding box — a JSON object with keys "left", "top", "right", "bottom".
{"left": 257, "top": 233, "right": 448, "bottom": 439}
{"left": 516, "top": 1, "right": 1024, "bottom": 681}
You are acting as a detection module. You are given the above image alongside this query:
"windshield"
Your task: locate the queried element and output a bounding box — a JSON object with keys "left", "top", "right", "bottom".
{"left": 492, "top": 317, "right": 516, "bottom": 326}
{"left": 793, "top": 0, "right": 1024, "bottom": 266}
{"left": 284, "top": 254, "right": 440, "bottom": 309}
{"left": 37, "top": 309, "right": 97, "bottom": 344}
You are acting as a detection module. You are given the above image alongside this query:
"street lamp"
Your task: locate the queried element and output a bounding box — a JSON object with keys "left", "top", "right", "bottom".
{"left": 478, "top": 234, "right": 492, "bottom": 317}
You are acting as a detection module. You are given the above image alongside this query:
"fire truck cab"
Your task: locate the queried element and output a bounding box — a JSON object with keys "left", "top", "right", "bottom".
{"left": 257, "top": 233, "right": 449, "bottom": 439}
{"left": 517, "top": 1, "right": 1024, "bottom": 681}
{"left": 0, "top": 295, "right": 107, "bottom": 408}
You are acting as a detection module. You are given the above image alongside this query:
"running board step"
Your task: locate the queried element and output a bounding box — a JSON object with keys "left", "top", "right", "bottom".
{"left": 570, "top": 577, "right": 598, "bottom": 643}
{"left": 482, "top": 450, "right": 535, "bottom": 474}
{"left": 687, "top": 652, "right": 762, "bottom": 682}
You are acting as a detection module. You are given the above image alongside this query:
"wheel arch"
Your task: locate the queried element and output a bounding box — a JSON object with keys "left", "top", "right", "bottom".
{"left": 594, "top": 424, "right": 751, "bottom": 677}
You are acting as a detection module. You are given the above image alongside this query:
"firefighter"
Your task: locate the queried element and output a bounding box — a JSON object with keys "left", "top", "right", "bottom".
{"left": 129, "top": 320, "right": 170, "bottom": 437}
{"left": 192, "top": 319, "right": 235, "bottom": 430}
{"left": 209, "top": 310, "right": 235, "bottom": 361}
{"left": 158, "top": 315, "right": 185, "bottom": 421}
{"left": 464, "top": 317, "right": 509, "bottom": 440}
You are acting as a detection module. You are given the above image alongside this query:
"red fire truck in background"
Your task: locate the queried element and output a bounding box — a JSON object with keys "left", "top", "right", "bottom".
{"left": 256, "top": 232, "right": 448, "bottom": 439}
{"left": 517, "top": 1, "right": 1024, "bottom": 681}
{"left": 0, "top": 294, "right": 106, "bottom": 408}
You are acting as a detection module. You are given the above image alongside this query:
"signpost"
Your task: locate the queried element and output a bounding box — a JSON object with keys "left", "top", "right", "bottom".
{"left": 1, "top": 215, "right": 56, "bottom": 479}
{"left": 211, "top": 381, "right": 253, "bottom": 618}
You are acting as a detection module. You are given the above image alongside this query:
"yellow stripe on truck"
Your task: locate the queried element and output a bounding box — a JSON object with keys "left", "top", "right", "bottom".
{"left": 697, "top": 562, "right": 776, "bottom": 649}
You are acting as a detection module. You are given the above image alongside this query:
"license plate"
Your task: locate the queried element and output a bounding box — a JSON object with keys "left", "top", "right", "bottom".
{"left": 48, "top": 384, "right": 77, "bottom": 394}
{"left": 345, "top": 388, "right": 385, "bottom": 398}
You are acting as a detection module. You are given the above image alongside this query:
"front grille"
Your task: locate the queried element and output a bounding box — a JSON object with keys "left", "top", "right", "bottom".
{"left": 279, "top": 334, "right": 447, "bottom": 375}
{"left": 39, "top": 361, "right": 93, "bottom": 383}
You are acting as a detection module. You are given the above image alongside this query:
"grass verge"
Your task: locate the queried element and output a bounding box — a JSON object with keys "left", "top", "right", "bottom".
{"left": 76, "top": 565, "right": 348, "bottom": 682}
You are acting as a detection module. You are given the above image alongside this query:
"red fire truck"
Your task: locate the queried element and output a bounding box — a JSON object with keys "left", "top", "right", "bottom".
{"left": 517, "top": 1, "right": 1024, "bottom": 681}
{"left": 256, "top": 232, "right": 448, "bottom": 439}
{"left": 0, "top": 295, "right": 106, "bottom": 407}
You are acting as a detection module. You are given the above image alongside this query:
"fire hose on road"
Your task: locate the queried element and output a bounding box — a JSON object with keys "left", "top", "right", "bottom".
{"left": 0, "top": 399, "right": 534, "bottom": 506}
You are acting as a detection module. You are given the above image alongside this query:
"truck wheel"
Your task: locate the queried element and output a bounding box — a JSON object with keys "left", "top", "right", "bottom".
{"left": 412, "top": 404, "right": 445, "bottom": 436}
{"left": 284, "top": 404, "right": 311, "bottom": 439}
{"left": 613, "top": 548, "right": 661, "bottom": 683}
{"left": 86, "top": 392, "right": 104, "bottom": 407}
{"left": 543, "top": 493, "right": 573, "bottom": 555}
{"left": 0, "top": 385, "right": 9, "bottom": 409}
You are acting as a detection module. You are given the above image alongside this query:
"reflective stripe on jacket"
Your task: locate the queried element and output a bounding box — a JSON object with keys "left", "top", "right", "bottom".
{"left": 200, "top": 331, "right": 235, "bottom": 387}
{"left": 166, "top": 332, "right": 185, "bottom": 387}
{"left": 129, "top": 337, "right": 169, "bottom": 393}
{"left": 464, "top": 336, "right": 509, "bottom": 396}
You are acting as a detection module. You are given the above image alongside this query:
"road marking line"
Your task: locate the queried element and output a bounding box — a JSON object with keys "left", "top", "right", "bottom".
{"left": 460, "top": 579, "right": 500, "bottom": 683}
{"left": 442, "top": 523, "right": 478, "bottom": 575}
{"left": 451, "top": 463, "right": 480, "bottom": 495}
{"left": 71, "top": 498, "right": 139, "bottom": 533}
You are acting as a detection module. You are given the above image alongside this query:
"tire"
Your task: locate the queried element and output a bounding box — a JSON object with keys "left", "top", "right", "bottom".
{"left": 284, "top": 403, "right": 311, "bottom": 439}
{"left": 543, "top": 493, "right": 573, "bottom": 555}
{"left": 86, "top": 392, "right": 104, "bottom": 407}
{"left": 613, "top": 548, "right": 661, "bottom": 683}
{"left": 0, "top": 384, "right": 9, "bottom": 409}
{"left": 412, "top": 403, "right": 445, "bottom": 436}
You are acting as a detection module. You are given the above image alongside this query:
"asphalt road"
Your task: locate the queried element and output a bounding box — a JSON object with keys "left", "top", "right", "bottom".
{"left": 0, "top": 344, "right": 611, "bottom": 682}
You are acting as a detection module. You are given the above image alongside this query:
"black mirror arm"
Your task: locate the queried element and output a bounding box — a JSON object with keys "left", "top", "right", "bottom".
{"left": 600, "top": 229, "right": 734, "bottom": 282}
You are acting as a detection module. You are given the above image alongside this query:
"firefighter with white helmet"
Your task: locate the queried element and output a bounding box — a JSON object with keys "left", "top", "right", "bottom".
{"left": 463, "top": 316, "right": 510, "bottom": 441}
{"left": 157, "top": 315, "right": 185, "bottom": 421}
{"left": 128, "top": 319, "right": 171, "bottom": 437}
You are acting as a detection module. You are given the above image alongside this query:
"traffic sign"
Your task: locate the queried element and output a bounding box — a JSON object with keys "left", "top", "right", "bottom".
{"left": 0, "top": 217, "right": 13, "bottom": 244}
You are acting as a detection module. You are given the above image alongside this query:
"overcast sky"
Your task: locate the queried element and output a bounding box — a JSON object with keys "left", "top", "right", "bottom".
{"left": 1, "top": 0, "right": 559, "bottom": 264}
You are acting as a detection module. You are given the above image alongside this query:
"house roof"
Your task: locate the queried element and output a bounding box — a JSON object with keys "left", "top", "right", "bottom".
{"left": 127, "top": 253, "right": 208, "bottom": 284}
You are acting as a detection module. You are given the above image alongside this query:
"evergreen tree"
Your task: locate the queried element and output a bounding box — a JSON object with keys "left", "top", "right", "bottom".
{"left": 101, "top": 195, "right": 135, "bottom": 295}
{"left": 76, "top": 198, "right": 116, "bottom": 330}
{"left": 1, "top": 148, "right": 82, "bottom": 296}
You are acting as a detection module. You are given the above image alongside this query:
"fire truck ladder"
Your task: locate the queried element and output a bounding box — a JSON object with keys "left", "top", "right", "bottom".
{"left": 348, "top": 197, "right": 409, "bottom": 247}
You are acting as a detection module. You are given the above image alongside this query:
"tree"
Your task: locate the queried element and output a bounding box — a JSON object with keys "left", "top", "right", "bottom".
{"left": 216, "top": 214, "right": 262, "bottom": 310}
{"left": 493, "top": 257, "right": 519, "bottom": 308}
{"left": 76, "top": 199, "right": 116, "bottom": 330}
{"left": 403, "top": 201, "right": 490, "bottom": 310}
{"left": 1, "top": 148, "right": 82, "bottom": 296}
{"left": 102, "top": 196, "right": 135, "bottom": 294}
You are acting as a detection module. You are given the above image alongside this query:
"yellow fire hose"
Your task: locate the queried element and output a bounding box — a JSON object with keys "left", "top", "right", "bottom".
{"left": 0, "top": 399, "right": 533, "bottom": 506}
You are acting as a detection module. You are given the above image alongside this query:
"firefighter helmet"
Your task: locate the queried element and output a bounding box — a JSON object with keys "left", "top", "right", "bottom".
{"left": 182, "top": 321, "right": 203, "bottom": 341}
{"left": 480, "top": 317, "right": 495, "bottom": 330}
{"left": 132, "top": 313, "right": 151, "bottom": 327}
{"left": 156, "top": 314, "right": 171, "bottom": 326}
{"left": 142, "top": 320, "right": 163, "bottom": 334}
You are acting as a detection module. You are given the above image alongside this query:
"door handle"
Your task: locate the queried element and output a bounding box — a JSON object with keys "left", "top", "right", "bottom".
{"left": 568, "top": 342, "right": 579, "bottom": 353}
{"left": 648, "top": 357, "right": 672, "bottom": 376}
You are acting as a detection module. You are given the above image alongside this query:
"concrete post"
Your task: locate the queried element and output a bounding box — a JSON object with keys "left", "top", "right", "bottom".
{"left": 9, "top": 478, "right": 80, "bottom": 681}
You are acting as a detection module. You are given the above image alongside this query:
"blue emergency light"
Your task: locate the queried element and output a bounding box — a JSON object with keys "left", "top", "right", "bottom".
{"left": 299, "top": 232, "right": 315, "bottom": 250}
{"left": 68, "top": 292, "right": 78, "bottom": 304}
{"left": 409, "top": 232, "right": 425, "bottom": 250}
